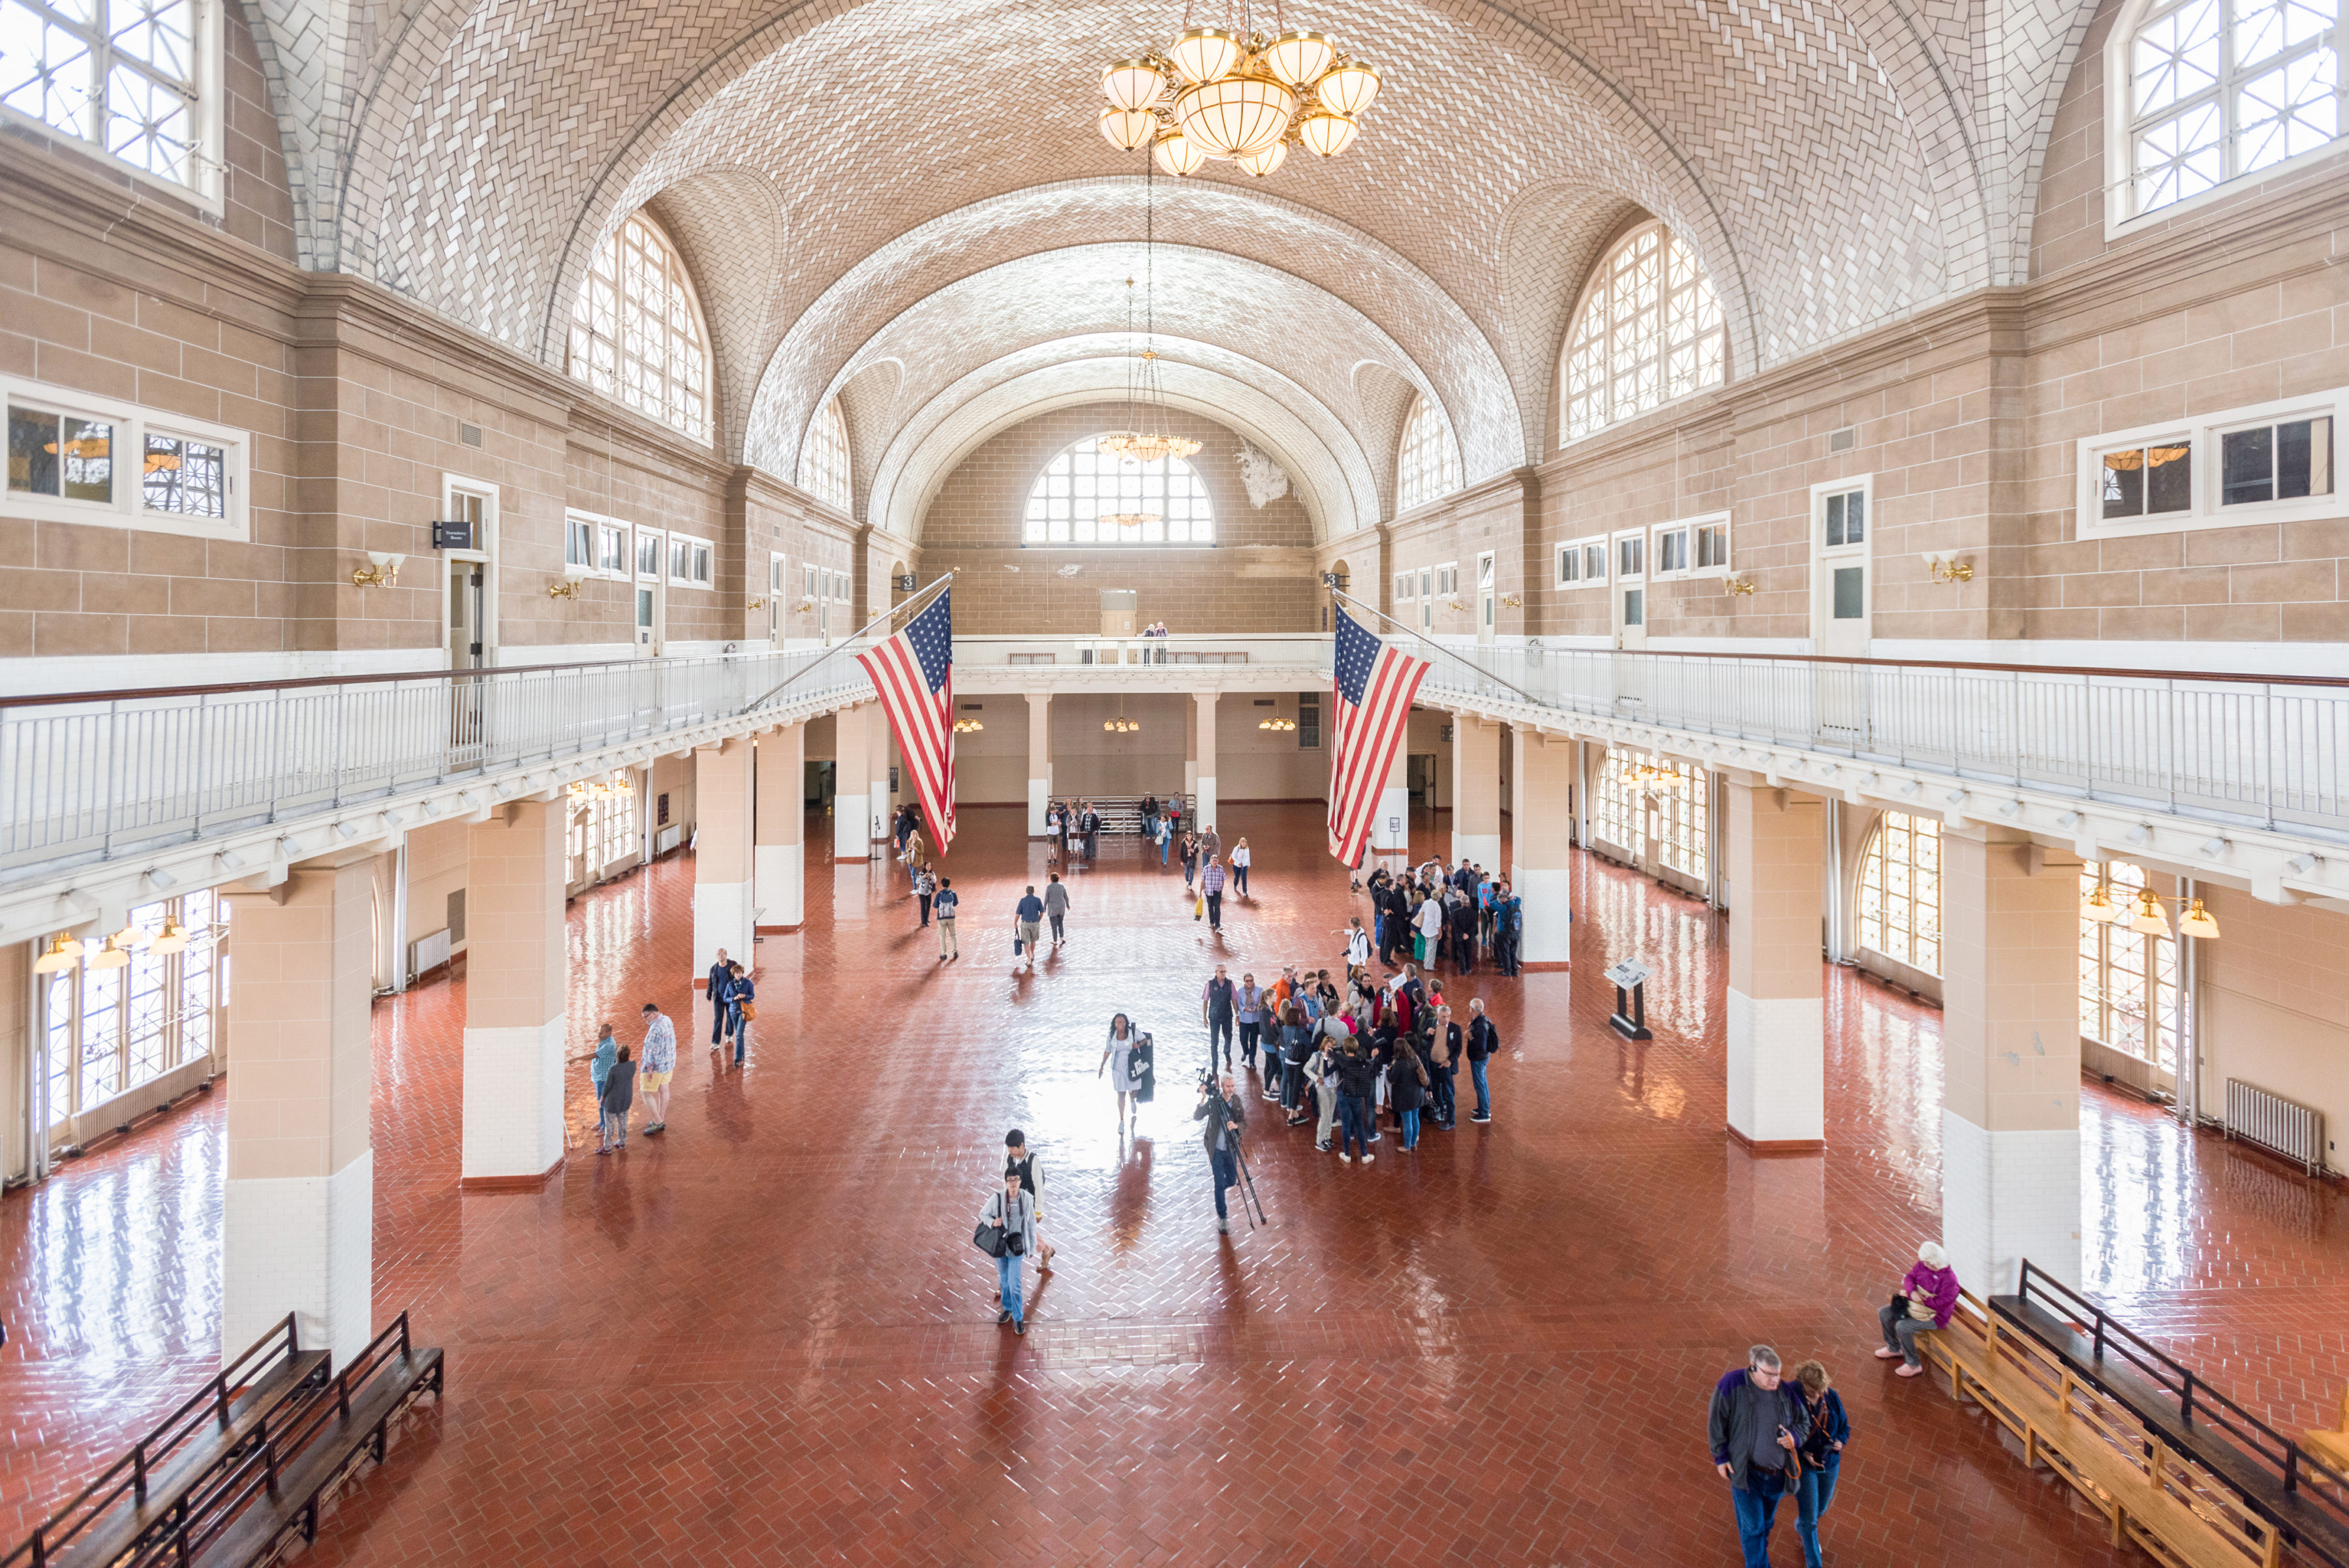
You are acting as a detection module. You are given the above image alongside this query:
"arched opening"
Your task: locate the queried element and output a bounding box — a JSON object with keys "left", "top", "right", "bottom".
{"left": 1022, "top": 436, "right": 1216, "bottom": 545}
{"left": 1856, "top": 812, "right": 1942, "bottom": 976}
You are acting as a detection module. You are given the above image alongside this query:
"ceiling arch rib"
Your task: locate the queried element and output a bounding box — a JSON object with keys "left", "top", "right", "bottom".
{"left": 867, "top": 333, "right": 1380, "bottom": 544}
{"left": 874, "top": 359, "right": 1359, "bottom": 546}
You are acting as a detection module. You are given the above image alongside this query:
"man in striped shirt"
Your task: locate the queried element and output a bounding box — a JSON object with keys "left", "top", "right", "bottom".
{"left": 1201, "top": 855, "right": 1228, "bottom": 932}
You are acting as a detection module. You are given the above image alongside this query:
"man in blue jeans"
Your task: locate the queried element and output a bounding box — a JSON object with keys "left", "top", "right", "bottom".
{"left": 1466, "top": 997, "right": 1499, "bottom": 1122}
{"left": 1708, "top": 1345, "right": 1809, "bottom": 1568}
{"left": 705, "top": 949, "right": 735, "bottom": 1048}
{"left": 1191, "top": 1073, "right": 1247, "bottom": 1234}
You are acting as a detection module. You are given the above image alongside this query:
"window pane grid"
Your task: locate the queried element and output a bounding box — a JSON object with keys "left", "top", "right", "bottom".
{"left": 1561, "top": 222, "right": 1727, "bottom": 442}
{"left": 1021, "top": 437, "right": 1216, "bottom": 545}
{"left": 41, "top": 890, "right": 223, "bottom": 1126}
{"left": 1858, "top": 812, "right": 1942, "bottom": 974}
{"left": 1397, "top": 395, "right": 1463, "bottom": 512}
{"left": 2129, "top": 0, "right": 2343, "bottom": 215}
{"left": 1, "top": 0, "right": 206, "bottom": 191}
{"left": 567, "top": 213, "right": 713, "bottom": 444}
{"left": 800, "top": 399, "right": 850, "bottom": 511}
{"left": 2078, "top": 861, "right": 2179, "bottom": 1069}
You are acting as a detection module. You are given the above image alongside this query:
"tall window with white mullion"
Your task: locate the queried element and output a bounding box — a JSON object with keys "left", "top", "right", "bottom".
{"left": 42, "top": 889, "right": 223, "bottom": 1126}
{"left": 1560, "top": 221, "right": 1725, "bottom": 442}
{"left": 1021, "top": 436, "right": 1216, "bottom": 544}
{"left": 1651, "top": 763, "right": 1710, "bottom": 882}
{"left": 566, "top": 211, "right": 713, "bottom": 444}
{"left": 1857, "top": 812, "right": 1942, "bottom": 974}
{"left": 801, "top": 399, "right": 852, "bottom": 512}
{"left": 1395, "top": 393, "right": 1464, "bottom": 512}
{"left": 2079, "top": 861, "right": 2179, "bottom": 1068}
{"left": 1591, "top": 748, "right": 1636, "bottom": 853}
{"left": 2126, "top": 0, "right": 2343, "bottom": 216}
{"left": 1, "top": 0, "right": 219, "bottom": 200}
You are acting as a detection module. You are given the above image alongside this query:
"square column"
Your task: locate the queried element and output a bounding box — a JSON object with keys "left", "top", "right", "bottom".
{"left": 1725, "top": 780, "right": 1826, "bottom": 1151}
{"left": 1375, "top": 741, "right": 1409, "bottom": 856}
{"left": 834, "top": 704, "right": 872, "bottom": 861}
{"left": 1193, "top": 690, "right": 1218, "bottom": 831}
{"left": 1510, "top": 730, "right": 1573, "bottom": 968}
{"left": 867, "top": 707, "right": 891, "bottom": 849}
{"left": 1452, "top": 716, "right": 1501, "bottom": 869}
{"left": 1940, "top": 830, "right": 2083, "bottom": 1296}
{"left": 1026, "top": 692, "right": 1051, "bottom": 837}
{"left": 695, "top": 737, "right": 755, "bottom": 985}
{"left": 462, "top": 798, "right": 568, "bottom": 1187}
{"left": 221, "top": 860, "right": 374, "bottom": 1372}
{"left": 754, "top": 724, "right": 805, "bottom": 932}
{"left": 1184, "top": 701, "right": 1198, "bottom": 802}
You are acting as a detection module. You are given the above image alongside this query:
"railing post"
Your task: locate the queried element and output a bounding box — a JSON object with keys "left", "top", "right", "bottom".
{"left": 134, "top": 1439, "right": 148, "bottom": 1500}
{"left": 2181, "top": 1370, "right": 2194, "bottom": 1428}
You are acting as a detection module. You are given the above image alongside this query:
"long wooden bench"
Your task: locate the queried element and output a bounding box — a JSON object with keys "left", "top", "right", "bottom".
{"left": 1914, "top": 1291, "right": 2301, "bottom": 1567}
{"left": 2304, "top": 1392, "right": 2349, "bottom": 1477}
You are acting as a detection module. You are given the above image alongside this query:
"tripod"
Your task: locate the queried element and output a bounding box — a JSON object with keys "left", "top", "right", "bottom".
{"left": 1228, "top": 1133, "right": 1268, "bottom": 1229}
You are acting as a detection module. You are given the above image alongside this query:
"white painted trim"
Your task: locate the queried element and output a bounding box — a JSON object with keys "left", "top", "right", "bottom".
{"left": 1871, "top": 638, "right": 2349, "bottom": 677}
{"left": 0, "top": 646, "right": 444, "bottom": 698}
{"left": 0, "top": 0, "right": 225, "bottom": 213}
{"left": 2074, "top": 385, "right": 2347, "bottom": 538}
{"left": 1, "top": 375, "right": 250, "bottom": 540}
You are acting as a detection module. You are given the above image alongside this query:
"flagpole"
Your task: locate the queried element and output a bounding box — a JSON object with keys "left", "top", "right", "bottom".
{"left": 1327, "top": 585, "right": 1548, "bottom": 709}
{"left": 744, "top": 572, "right": 955, "bottom": 712}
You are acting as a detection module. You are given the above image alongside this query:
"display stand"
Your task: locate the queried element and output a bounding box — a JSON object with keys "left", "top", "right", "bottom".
{"left": 1605, "top": 958, "right": 1653, "bottom": 1040}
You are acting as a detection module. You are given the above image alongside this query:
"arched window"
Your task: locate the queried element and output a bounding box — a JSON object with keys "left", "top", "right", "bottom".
{"left": 1022, "top": 437, "right": 1215, "bottom": 545}
{"left": 1560, "top": 221, "right": 1725, "bottom": 443}
{"left": 2080, "top": 860, "right": 2179, "bottom": 1068}
{"left": 0, "top": 0, "right": 221, "bottom": 200}
{"left": 566, "top": 212, "right": 712, "bottom": 444}
{"left": 2120, "top": 0, "right": 2344, "bottom": 219}
{"left": 801, "top": 399, "right": 851, "bottom": 512}
{"left": 1589, "top": 748, "right": 1709, "bottom": 882}
{"left": 1858, "top": 812, "right": 1942, "bottom": 974}
{"left": 1396, "top": 394, "right": 1463, "bottom": 512}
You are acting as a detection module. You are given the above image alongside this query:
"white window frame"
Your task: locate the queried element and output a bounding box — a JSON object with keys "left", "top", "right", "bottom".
{"left": 667, "top": 530, "right": 714, "bottom": 590}
{"left": 1556, "top": 535, "right": 1609, "bottom": 588}
{"left": 563, "top": 516, "right": 593, "bottom": 570}
{"left": 2102, "top": 0, "right": 2349, "bottom": 239}
{"left": 0, "top": 0, "right": 225, "bottom": 211}
{"left": 1396, "top": 393, "right": 1465, "bottom": 514}
{"left": 2076, "top": 384, "right": 2344, "bottom": 538}
{"left": 597, "top": 521, "right": 628, "bottom": 576}
{"left": 634, "top": 526, "right": 665, "bottom": 583}
{"left": 1558, "top": 220, "right": 1728, "bottom": 444}
{"left": 5, "top": 375, "right": 248, "bottom": 540}
{"left": 1653, "top": 510, "right": 1732, "bottom": 580}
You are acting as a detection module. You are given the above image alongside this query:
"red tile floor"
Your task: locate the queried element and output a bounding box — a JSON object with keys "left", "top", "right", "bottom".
{"left": 5, "top": 803, "right": 2348, "bottom": 1566}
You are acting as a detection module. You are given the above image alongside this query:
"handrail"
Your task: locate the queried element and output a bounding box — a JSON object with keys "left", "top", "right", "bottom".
{"left": 2014, "top": 1261, "right": 2349, "bottom": 1545}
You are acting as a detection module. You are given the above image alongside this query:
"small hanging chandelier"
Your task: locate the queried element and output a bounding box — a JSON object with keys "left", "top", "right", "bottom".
{"left": 1096, "top": 164, "right": 1201, "bottom": 478}
{"left": 1104, "top": 698, "right": 1143, "bottom": 734}
{"left": 1097, "top": 1, "right": 1383, "bottom": 174}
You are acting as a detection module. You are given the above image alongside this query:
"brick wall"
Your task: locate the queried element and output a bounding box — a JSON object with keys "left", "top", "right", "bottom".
{"left": 915, "top": 404, "right": 1323, "bottom": 636}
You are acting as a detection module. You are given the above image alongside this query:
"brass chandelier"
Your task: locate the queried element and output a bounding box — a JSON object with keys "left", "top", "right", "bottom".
{"left": 1097, "top": 2, "right": 1383, "bottom": 176}
{"left": 1096, "top": 163, "right": 1199, "bottom": 480}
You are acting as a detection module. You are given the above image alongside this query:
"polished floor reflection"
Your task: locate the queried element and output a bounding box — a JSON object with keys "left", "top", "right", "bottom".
{"left": 3, "top": 803, "right": 2343, "bottom": 1565}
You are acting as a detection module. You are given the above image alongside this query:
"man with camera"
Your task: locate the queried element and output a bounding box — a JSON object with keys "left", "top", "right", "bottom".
{"left": 976, "top": 1169, "right": 1039, "bottom": 1335}
{"left": 1192, "top": 1071, "right": 1248, "bottom": 1234}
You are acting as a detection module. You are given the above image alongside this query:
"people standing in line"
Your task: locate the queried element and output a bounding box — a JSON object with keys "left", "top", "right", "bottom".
{"left": 726, "top": 962, "right": 755, "bottom": 1066}
{"left": 1004, "top": 1130, "right": 1055, "bottom": 1272}
{"left": 1014, "top": 884, "right": 1045, "bottom": 972}
{"left": 1477, "top": 867, "right": 1497, "bottom": 946}
{"left": 1414, "top": 890, "right": 1444, "bottom": 967}
{"left": 1082, "top": 801, "right": 1101, "bottom": 864}
{"left": 1180, "top": 831, "right": 1200, "bottom": 888}
{"left": 1230, "top": 837, "right": 1251, "bottom": 897}
{"left": 1046, "top": 800, "right": 1065, "bottom": 867}
{"left": 638, "top": 1006, "right": 675, "bottom": 1133}
{"left": 1389, "top": 1030, "right": 1428, "bottom": 1151}
{"left": 706, "top": 948, "right": 735, "bottom": 1050}
{"left": 1201, "top": 855, "right": 1227, "bottom": 932}
{"left": 1466, "top": 997, "right": 1499, "bottom": 1122}
{"left": 1308, "top": 1030, "right": 1340, "bottom": 1150}
{"left": 1099, "top": 1013, "right": 1146, "bottom": 1129}
{"left": 1334, "top": 1039, "right": 1377, "bottom": 1163}
{"left": 1201, "top": 964, "right": 1237, "bottom": 1071}
{"left": 1235, "top": 972, "right": 1266, "bottom": 1089}
{"left": 915, "top": 863, "right": 937, "bottom": 928}
{"left": 596, "top": 1045, "right": 636, "bottom": 1153}
{"left": 1792, "top": 1361, "right": 1851, "bottom": 1568}
{"left": 1281, "top": 1002, "right": 1315, "bottom": 1124}
{"left": 1043, "top": 873, "right": 1071, "bottom": 949}
{"left": 902, "top": 827, "right": 926, "bottom": 891}
{"left": 1428, "top": 1004, "right": 1458, "bottom": 1129}
{"left": 1192, "top": 1072, "right": 1247, "bottom": 1235}
{"left": 1877, "top": 1241, "right": 1961, "bottom": 1376}
{"left": 1492, "top": 881, "right": 1522, "bottom": 976}
{"left": 1709, "top": 1345, "right": 1809, "bottom": 1568}
{"left": 977, "top": 1170, "right": 1037, "bottom": 1336}
{"left": 935, "top": 877, "right": 960, "bottom": 961}
{"left": 1451, "top": 891, "right": 1479, "bottom": 975}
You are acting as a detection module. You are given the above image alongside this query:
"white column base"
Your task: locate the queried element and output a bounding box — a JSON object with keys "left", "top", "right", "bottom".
{"left": 1517, "top": 865, "right": 1571, "bottom": 964}
{"left": 461, "top": 1017, "right": 566, "bottom": 1180}
{"left": 1028, "top": 778, "right": 1049, "bottom": 837}
{"left": 832, "top": 810, "right": 867, "bottom": 861}
{"left": 1194, "top": 775, "right": 1217, "bottom": 832}
{"left": 694, "top": 878, "right": 754, "bottom": 981}
{"left": 754, "top": 842, "right": 803, "bottom": 928}
{"left": 1725, "top": 988, "right": 1824, "bottom": 1147}
{"left": 1942, "top": 1111, "right": 2081, "bottom": 1297}
{"left": 1452, "top": 831, "right": 1500, "bottom": 870}
{"left": 223, "top": 1150, "right": 373, "bottom": 1371}
{"left": 868, "top": 782, "right": 889, "bottom": 847}
{"left": 1375, "top": 784, "right": 1409, "bottom": 852}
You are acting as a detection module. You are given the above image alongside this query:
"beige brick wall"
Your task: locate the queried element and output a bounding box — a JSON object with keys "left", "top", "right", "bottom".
{"left": 915, "top": 404, "right": 1322, "bottom": 637}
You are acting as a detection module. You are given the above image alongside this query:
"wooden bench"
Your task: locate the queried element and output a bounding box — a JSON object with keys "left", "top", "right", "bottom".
{"left": 2308, "top": 1392, "right": 2349, "bottom": 1475}
{"left": 1914, "top": 1292, "right": 2298, "bottom": 1568}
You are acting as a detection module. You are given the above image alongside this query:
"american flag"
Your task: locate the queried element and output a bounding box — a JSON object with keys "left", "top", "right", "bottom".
{"left": 1327, "top": 605, "right": 1428, "bottom": 865}
{"left": 855, "top": 588, "right": 957, "bottom": 853}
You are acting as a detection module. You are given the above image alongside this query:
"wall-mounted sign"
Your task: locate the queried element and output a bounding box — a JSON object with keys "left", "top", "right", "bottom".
{"left": 431, "top": 519, "right": 475, "bottom": 551}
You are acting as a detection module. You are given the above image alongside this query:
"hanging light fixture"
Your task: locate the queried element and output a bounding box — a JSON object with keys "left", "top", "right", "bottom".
{"left": 88, "top": 934, "right": 131, "bottom": 970}
{"left": 1103, "top": 698, "right": 1143, "bottom": 734}
{"left": 1257, "top": 715, "right": 1297, "bottom": 731}
{"left": 2176, "top": 897, "right": 2221, "bottom": 939}
{"left": 1096, "top": 163, "right": 1201, "bottom": 482}
{"left": 33, "top": 932, "right": 82, "bottom": 974}
{"left": 1096, "top": 3, "right": 1384, "bottom": 173}
{"left": 2127, "top": 885, "right": 2173, "bottom": 937}
{"left": 150, "top": 916, "right": 190, "bottom": 955}
{"left": 2080, "top": 881, "right": 2121, "bottom": 923}
{"left": 952, "top": 717, "right": 986, "bottom": 734}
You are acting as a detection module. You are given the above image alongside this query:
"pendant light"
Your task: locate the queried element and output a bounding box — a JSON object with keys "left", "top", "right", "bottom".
{"left": 33, "top": 932, "right": 82, "bottom": 974}
{"left": 2126, "top": 886, "right": 2173, "bottom": 937}
{"left": 2175, "top": 898, "right": 2221, "bottom": 939}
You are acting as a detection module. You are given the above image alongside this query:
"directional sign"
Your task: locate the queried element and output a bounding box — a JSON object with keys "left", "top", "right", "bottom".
{"left": 1604, "top": 958, "right": 1652, "bottom": 991}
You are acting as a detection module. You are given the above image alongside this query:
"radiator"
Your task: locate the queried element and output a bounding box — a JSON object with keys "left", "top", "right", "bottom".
{"left": 408, "top": 928, "right": 451, "bottom": 979}
{"left": 2224, "top": 1079, "right": 2326, "bottom": 1176}
{"left": 654, "top": 824, "right": 683, "bottom": 855}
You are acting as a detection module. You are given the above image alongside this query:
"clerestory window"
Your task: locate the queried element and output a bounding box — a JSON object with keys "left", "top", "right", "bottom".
{"left": 566, "top": 211, "right": 713, "bottom": 445}
{"left": 801, "top": 398, "right": 851, "bottom": 513}
{"left": 2117, "top": 0, "right": 2345, "bottom": 222}
{"left": 1559, "top": 221, "right": 1725, "bottom": 444}
{"left": 1, "top": 0, "right": 222, "bottom": 205}
{"left": 1395, "top": 393, "right": 1463, "bottom": 513}
{"left": 1022, "top": 435, "right": 1215, "bottom": 545}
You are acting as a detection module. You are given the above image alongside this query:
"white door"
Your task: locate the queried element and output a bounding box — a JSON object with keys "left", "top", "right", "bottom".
{"left": 769, "top": 553, "right": 786, "bottom": 645}
{"left": 1812, "top": 480, "right": 1871, "bottom": 737}
{"left": 447, "top": 561, "right": 485, "bottom": 669}
{"left": 1476, "top": 551, "right": 1496, "bottom": 646}
{"left": 633, "top": 528, "right": 664, "bottom": 656}
{"left": 1610, "top": 527, "right": 1648, "bottom": 707}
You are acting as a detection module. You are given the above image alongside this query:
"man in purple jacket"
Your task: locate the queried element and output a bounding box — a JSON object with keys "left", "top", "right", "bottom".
{"left": 1708, "top": 1345, "right": 1809, "bottom": 1568}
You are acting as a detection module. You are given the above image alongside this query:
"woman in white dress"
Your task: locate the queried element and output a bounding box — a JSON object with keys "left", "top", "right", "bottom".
{"left": 1098, "top": 1012, "right": 1145, "bottom": 1128}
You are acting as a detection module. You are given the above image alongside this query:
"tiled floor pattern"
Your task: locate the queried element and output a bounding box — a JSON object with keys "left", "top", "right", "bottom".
{"left": 5, "top": 804, "right": 2347, "bottom": 1565}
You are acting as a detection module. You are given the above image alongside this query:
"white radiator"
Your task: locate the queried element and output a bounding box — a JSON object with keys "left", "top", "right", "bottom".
{"left": 408, "top": 928, "right": 451, "bottom": 979}
{"left": 654, "top": 824, "right": 683, "bottom": 855}
{"left": 2224, "top": 1078, "right": 2326, "bottom": 1176}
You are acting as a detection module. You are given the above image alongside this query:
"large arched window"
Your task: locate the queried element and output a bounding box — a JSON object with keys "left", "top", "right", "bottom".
{"left": 801, "top": 399, "right": 851, "bottom": 512}
{"left": 2080, "top": 860, "right": 2179, "bottom": 1068}
{"left": 1560, "top": 221, "right": 1725, "bottom": 443}
{"left": 566, "top": 212, "right": 713, "bottom": 444}
{"left": 1022, "top": 437, "right": 1215, "bottom": 545}
{"left": 1858, "top": 812, "right": 1942, "bottom": 974}
{"left": 2119, "top": 0, "right": 2344, "bottom": 219}
{"left": 1396, "top": 394, "right": 1463, "bottom": 512}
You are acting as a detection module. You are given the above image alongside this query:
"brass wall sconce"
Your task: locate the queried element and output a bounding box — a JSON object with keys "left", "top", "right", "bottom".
{"left": 350, "top": 551, "right": 405, "bottom": 589}
{"left": 547, "top": 566, "right": 591, "bottom": 600}
{"left": 1721, "top": 574, "right": 1757, "bottom": 596}
{"left": 1921, "top": 549, "right": 1974, "bottom": 584}
{"left": 747, "top": 597, "right": 767, "bottom": 611}
{"left": 1500, "top": 592, "right": 1523, "bottom": 609}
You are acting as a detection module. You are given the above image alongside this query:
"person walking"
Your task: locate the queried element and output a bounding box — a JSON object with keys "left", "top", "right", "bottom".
{"left": 1099, "top": 1013, "right": 1147, "bottom": 1129}
{"left": 1180, "top": 831, "right": 1200, "bottom": 889}
{"left": 902, "top": 827, "right": 926, "bottom": 893}
{"left": 1389, "top": 1032, "right": 1428, "bottom": 1151}
{"left": 637, "top": 1006, "right": 675, "bottom": 1133}
{"left": 1342, "top": 915, "right": 1372, "bottom": 976}
{"left": 1792, "top": 1361, "right": 1851, "bottom": 1568}
{"left": 1046, "top": 801, "right": 1065, "bottom": 867}
{"left": 977, "top": 1171, "right": 1037, "bottom": 1335}
{"left": 1201, "top": 855, "right": 1227, "bottom": 932}
{"left": 1466, "top": 997, "right": 1499, "bottom": 1122}
{"left": 1230, "top": 837, "right": 1251, "bottom": 897}
{"left": 1235, "top": 972, "right": 1267, "bottom": 1090}
{"left": 1043, "top": 873, "right": 1071, "bottom": 949}
{"left": 935, "top": 877, "right": 960, "bottom": 961}
{"left": 1201, "top": 964, "right": 1237, "bottom": 1071}
{"left": 1334, "top": 1040, "right": 1377, "bottom": 1163}
{"left": 1141, "top": 793, "right": 1159, "bottom": 838}
{"left": 1154, "top": 810, "right": 1172, "bottom": 867}
{"left": 705, "top": 948, "right": 735, "bottom": 1050}
{"left": 726, "top": 962, "right": 755, "bottom": 1066}
{"left": 1200, "top": 823, "right": 1221, "bottom": 862}
{"left": 1710, "top": 1345, "right": 1809, "bottom": 1568}
{"left": 596, "top": 1045, "right": 636, "bottom": 1153}
{"left": 1004, "top": 1130, "right": 1055, "bottom": 1272}
{"left": 1877, "top": 1241, "right": 1961, "bottom": 1376}
{"left": 915, "top": 863, "right": 936, "bottom": 928}
{"left": 1082, "top": 801, "right": 1101, "bottom": 864}
{"left": 1014, "top": 884, "right": 1045, "bottom": 972}
{"left": 1191, "top": 1072, "right": 1248, "bottom": 1234}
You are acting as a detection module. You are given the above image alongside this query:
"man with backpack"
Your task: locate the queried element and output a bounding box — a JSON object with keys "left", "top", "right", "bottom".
{"left": 935, "top": 878, "right": 960, "bottom": 961}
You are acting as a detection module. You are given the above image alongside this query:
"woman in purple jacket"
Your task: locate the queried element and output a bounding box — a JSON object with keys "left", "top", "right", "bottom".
{"left": 1875, "top": 1240, "right": 1961, "bottom": 1376}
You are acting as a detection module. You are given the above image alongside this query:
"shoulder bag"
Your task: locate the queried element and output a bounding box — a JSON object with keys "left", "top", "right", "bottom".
{"left": 973, "top": 1197, "right": 1009, "bottom": 1258}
